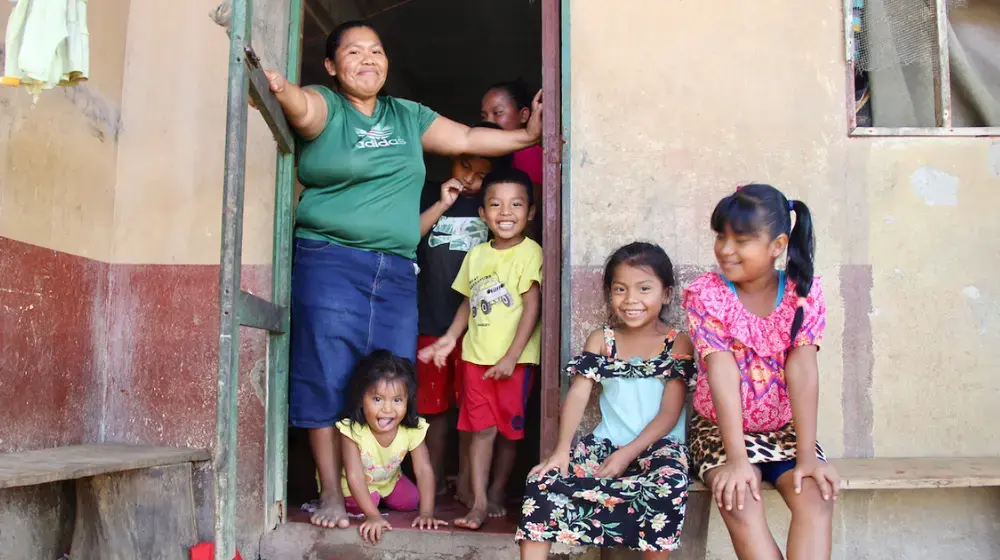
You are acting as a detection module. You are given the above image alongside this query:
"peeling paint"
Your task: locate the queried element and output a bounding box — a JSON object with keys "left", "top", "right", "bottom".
{"left": 963, "top": 286, "right": 981, "bottom": 300}
{"left": 910, "top": 166, "right": 959, "bottom": 206}
{"left": 250, "top": 358, "right": 266, "bottom": 406}
{"left": 61, "top": 84, "right": 122, "bottom": 142}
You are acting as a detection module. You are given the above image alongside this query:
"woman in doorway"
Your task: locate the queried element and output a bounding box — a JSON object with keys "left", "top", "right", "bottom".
{"left": 253, "top": 20, "right": 542, "bottom": 530}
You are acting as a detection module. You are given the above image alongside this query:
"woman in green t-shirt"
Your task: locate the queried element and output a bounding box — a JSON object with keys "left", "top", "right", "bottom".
{"left": 253, "top": 20, "right": 542, "bottom": 531}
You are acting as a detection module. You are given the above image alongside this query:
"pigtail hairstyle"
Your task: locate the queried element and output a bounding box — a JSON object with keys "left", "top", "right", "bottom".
{"left": 710, "top": 183, "right": 815, "bottom": 342}
{"left": 786, "top": 199, "right": 815, "bottom": 342}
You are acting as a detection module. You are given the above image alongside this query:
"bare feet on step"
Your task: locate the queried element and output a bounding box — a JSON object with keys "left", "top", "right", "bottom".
{"left": 309, "top": 491, "right": 350, "bottom": 529}
{"left": 455, "top": 488, "right": 473, "bottom": 509}
{"left": 487, "top": 488, "right": 507, "bottom": 518}
{"left": 454, "top": 507, "right": 488, "bottom": 530}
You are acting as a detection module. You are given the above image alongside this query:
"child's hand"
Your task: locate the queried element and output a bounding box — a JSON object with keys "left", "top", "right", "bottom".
{"left": 595, "top": 449, "right": 635, "bottom": 479}
{"left": 710, "top": 458, "right": 761, "bottom": 512}
{"left": 359, "top": 515, "right": 392, "bottom": 544}
{"left": 529, "top": 449, "right": 570, "bottom": 478}
{"left": 439, "top": 178, "right": 464, "bottom": 208}
{"left": 417, "top": 335, "right": 456, "bottom": 368}
{"left": 791, "top": 457, "right": 840, "bottom": 501}
{"left": 483, "top": 356, "right": 517, "bottom": 380}
{"left": 411, "top": 514, "right": 449, "bottom": 531}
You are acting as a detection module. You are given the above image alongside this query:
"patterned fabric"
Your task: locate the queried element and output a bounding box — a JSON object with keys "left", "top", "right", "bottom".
{"left": 335, "top": 418, "right": 429, "bottom": 498}
{"left": 688, "top": 413, "right": 826, "bottom": 481}
{"left": 515, "top": 434, "right": 689, "bottom": 551}
{"left": 683, "top": 272, "right": 826, "bottom": 433}
{"left": 579, "top": 327, "right": 697, "bottom": 446}
{"left": 565, "top": 328, "right": 696, "bottom": 389}
{"left": 515, "top": 328, "right": 695, "bottom": 551}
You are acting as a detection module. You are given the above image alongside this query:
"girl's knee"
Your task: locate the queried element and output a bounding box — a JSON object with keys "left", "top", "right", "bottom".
{"left": 717, "top": 495, "right": 768, "bottom": 529}
{"left": 788, "top": 480, "right": 835, "bottom": 521}
{"left": 792, "top": 494, "right": 834, "bottom": 522}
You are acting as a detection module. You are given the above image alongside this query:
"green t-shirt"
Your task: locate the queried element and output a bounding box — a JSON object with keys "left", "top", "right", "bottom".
{"left": 295, "top": 86, "right": 439, "bottom": 259}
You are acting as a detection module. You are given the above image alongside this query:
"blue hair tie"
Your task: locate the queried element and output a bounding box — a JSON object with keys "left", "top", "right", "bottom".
{"left": 788, "top": 200, "right": 795, "bottom": 212}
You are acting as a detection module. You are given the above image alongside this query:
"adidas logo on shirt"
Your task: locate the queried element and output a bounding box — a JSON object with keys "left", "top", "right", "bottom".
{"left": 354, "top": 124, "right": 408, "bottom": 149}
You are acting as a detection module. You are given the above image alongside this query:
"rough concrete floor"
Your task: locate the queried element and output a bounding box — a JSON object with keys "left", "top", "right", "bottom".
{"left": 259, "top": 521, "right": 599, "bottom": 560}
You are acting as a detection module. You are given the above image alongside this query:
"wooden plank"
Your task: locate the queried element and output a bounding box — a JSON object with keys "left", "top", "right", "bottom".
{"left": 215, "top": 0, "right": 252, "bottom": 557}
{"left": 851, "top": 126, "right": 1000, "bottom": 137}
{"left": 237, "top": 289, "right": 288, "bottom": 332}
{"left": 0, "top": 445, "right": 209, "bottom": 489}
{"left": 264, "top": 0, "right": 303, "bottom": 530}
{"left": 539, "top": 0, "right": 562, "bottom": 460}
{"left": 246, "top": 50, "right": 295, "bottom": 154}
{"left": 688, "top": 457, "right": 1000, "bottom": 492}
{"left": 835, "top": 457, "right": 1000, "bottom": 490}
{"left": 71, "top": 463, "right": 197, "bottom": 560}
{"left": 0, "top": 482, "right": 74, "bottom": 560}
{"left": 674, "top": 489, "right": 712, "bottom": 560}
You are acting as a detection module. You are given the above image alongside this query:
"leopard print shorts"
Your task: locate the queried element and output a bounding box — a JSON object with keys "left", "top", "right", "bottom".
{"left": 688, "top": 413, "right": 826, "bottom": 481}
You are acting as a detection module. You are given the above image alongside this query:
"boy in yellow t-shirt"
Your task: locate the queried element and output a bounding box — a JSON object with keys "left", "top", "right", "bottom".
{"left": 418, "top": 167, "right": 541, "bottom": 531}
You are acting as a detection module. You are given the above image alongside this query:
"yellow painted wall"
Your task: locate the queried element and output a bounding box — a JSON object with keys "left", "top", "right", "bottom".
{"left": 0, "top": 0, "right": 285, "bottom": 266}
{"left": 568, "top": 1, "right": 1000, "bottom": 558}
{"left": 0, "top": 0, "right": 129, "bottom": 261}
{"left": 111, "top": 0, "right": 288, "bottom": 265}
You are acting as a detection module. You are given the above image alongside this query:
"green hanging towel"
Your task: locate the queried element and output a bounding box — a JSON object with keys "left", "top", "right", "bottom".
{"left": 2, "top": 0, "right": 89, "bottom": 96}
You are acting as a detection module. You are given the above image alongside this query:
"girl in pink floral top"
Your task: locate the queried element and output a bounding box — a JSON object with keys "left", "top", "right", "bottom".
{"left": 684, "top": 184, "right": 839, "bottom": 559}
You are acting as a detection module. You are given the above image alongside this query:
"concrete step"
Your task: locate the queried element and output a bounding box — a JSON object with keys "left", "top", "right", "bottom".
{"left": 259, "top": 521, "right": 598, "bottom": 560}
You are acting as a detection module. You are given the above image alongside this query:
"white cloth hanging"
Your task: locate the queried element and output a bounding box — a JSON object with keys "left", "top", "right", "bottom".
{"left": 2, "top": 0, "right": 89, "bottom": 96}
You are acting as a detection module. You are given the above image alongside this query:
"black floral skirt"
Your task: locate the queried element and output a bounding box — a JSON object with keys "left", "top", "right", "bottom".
{"left": 515, "top": 433, "right": 689, "bottom": 551}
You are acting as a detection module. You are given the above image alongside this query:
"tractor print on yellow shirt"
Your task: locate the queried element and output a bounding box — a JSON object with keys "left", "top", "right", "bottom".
{"left": 469, "top": 273, "right": 514, "bottom": 318}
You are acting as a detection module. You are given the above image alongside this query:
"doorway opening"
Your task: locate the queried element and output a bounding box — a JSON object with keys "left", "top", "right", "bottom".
{"left": 285, "top": 0, "right": 562, "bottom": 535}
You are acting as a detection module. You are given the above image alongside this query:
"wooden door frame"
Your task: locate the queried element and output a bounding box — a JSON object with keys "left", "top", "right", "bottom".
{"left": 539, "top": 0, "right": 564, "bottom": 458}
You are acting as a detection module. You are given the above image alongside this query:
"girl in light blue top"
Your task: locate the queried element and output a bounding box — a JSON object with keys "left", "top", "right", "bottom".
{"left": 515, "top": 242, "right": 697, "bottom": 559}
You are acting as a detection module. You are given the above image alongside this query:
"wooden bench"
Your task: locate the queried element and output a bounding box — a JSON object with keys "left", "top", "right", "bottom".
{"left": 0, "top": 444, "right": 209, "bottom": 560}
{"left": 671, "top": 457, "right": 1000, "bottom": 560}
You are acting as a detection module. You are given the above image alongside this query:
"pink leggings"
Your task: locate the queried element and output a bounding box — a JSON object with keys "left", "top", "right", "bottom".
{"left": 344, "top": 474, "right": 419, "bottom": 515}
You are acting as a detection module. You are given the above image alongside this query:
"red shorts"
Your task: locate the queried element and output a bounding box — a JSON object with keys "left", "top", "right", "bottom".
{"left": 416, "top": 335, "right": 463, "bottom": 415}
{"left": 457, "top": 361, "right": 534, "bottom": 441}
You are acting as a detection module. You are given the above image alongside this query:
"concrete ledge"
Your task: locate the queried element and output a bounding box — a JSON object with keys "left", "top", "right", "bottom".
{"left": 259, "top": 521, "right": 599, "bottom": 560}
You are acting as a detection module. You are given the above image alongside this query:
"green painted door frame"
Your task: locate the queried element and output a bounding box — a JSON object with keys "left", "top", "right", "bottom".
{"left": 214, "top": 1, "right": 302, "bottom": 558}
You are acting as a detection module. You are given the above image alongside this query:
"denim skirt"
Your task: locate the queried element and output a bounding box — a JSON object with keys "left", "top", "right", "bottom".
{"left": 289, "top": 238, "right": 417, "bottom": 428}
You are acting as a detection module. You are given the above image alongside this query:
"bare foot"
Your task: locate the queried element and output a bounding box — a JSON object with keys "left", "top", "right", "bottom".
{"left": 436, "top": 477, "right": 452, "bottom": 498}
{"left": 454, "top": 488, "right": 472, "bottom": 509}
{"left": 487, "top": 500, "right": 507, "bottom": 518}
{"left": 487, "top": 487, "right": 507, "bottom": 518}
{"left": 454, "top": 507, "right": 488, "bottom": 530}
{"left": 309, "top": 492, "right": 350, "bottom": 529}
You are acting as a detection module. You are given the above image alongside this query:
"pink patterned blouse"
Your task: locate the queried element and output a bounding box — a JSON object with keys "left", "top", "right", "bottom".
{"left": 683, "top": 272, "right": 826, "bottom": 433}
